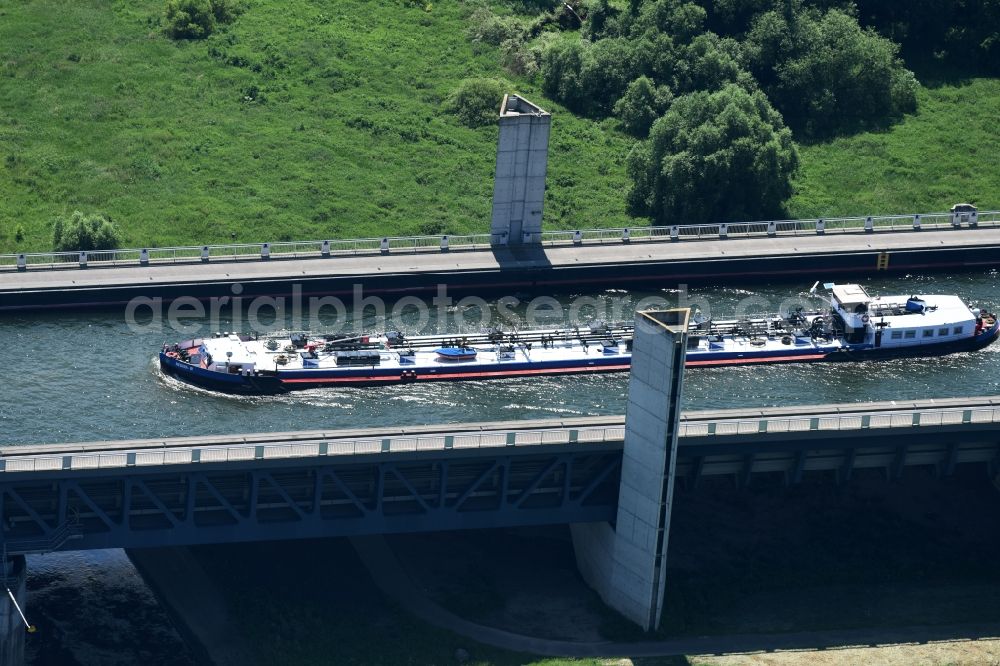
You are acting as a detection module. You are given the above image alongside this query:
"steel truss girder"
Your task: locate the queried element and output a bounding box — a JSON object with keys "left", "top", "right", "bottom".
{"left": 0, "top": 451, "right": 621, "bottom": 555}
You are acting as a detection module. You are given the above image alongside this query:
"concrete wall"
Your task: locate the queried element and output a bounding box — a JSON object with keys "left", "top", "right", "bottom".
{"left": 572, "top": 309, "right": 689, "bottom": 631}
{"left": 0, "top": 556, "right": 27, "bottom": 666}
{"left": 490, "top": 95, "right": 550, "bottom": 245}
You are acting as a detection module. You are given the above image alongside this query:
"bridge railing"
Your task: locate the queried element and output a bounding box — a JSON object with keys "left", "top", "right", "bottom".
{"left": 0, "top": 424, "right": 630, "bottom": 473}
{"left": 677, "top": 406, "right": 1000, "bottom": 437}
{"left": 3, "top": 405, "right": 1000, "bottom": 473}
{"left": 3, "top": 210, "right": 998, "bottom": 272}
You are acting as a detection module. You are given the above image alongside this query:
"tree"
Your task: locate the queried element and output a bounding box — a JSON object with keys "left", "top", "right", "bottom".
{"left": 52, "top": 211, "right": 122, "bottom": 252}
{"left": 613, "top": 76, "right": 673, "bottom": 136}
{"left": 583, "top": 0, "right": 620, "bottom": 40}
{"left": 853, "top": 0, "right": 1000, "bottom": 74}
{"left": 744, "top": 7, "right": 918, "bottom": 137}
{"left": 629, "top": 0, "right": 706, "bottom": 42}
{"left": 165, "top": 0, "right": 216, "bottom": 39}
{"left": 579, "top": 38, "right": 644, "bottom": 115}
{"left": 699, "top": 0, "right": 781, "bottom": 37}
{"left": 627, "top": 84, "right": 798, "bottom": 224}
{"left": 670, "top": 33, "right": 749, "bottom": 95}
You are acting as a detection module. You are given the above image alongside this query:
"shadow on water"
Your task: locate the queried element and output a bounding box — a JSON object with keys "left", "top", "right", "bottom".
{"left": 25, "top": 550, "right": 196, "bottom": 666}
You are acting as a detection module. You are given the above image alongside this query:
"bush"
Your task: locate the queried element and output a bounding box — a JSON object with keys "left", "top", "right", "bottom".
{"left": 542, "top": 38, "right": 643, "bottom": 116}
{"left": 14, "top": 224, "right": 25, "bottom": 244}
{"left": 165, "top": 0, "right": 239, "bottom": 40}
{"left": 499, "top": 38, "right": 540, "bottom": 77}
{"left": 541, "top": 40, "right": 588, "bottom": 111}
{"left": 52, "top": 211, "right": 122, "bottom": 252}
{"left": 444, "top": 78, "right": 509, "bottom": 128}
{"left": 466, "top": 8, "right": 524, "bottom": 47}
{"left": 626, "top": 84, "right": 798, "bottom": 225}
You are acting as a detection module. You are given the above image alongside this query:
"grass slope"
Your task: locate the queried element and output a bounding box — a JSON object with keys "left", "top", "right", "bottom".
{"left": 0, "top": 0, "right": 997, "bottom": 255}
{"left": 790, "top": 79, "right": 1000, "bottom": 218}
{"left": 0, "top": 0, "right": 632, "bottom": 253}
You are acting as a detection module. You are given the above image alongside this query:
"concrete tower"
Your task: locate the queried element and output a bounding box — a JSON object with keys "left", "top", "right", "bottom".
{"left": 571, "top": 308, "right": 690, "bottom": 631}
{"left": 490, "top": 94, "right": 551, "bottom": 246}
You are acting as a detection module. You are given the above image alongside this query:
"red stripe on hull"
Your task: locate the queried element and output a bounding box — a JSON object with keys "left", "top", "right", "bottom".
{"left": 686, "top": 353, "right": 828, "bottom": 366}
{"left": 279, "top": 363, "right": 633, "bottom": 384}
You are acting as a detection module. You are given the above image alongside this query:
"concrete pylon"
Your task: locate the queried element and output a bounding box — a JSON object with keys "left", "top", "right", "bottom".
{"left": 0, "top": 556, "right": 28, "bottom": 665}
{"left": 490, "top": 94, "right": 550, "bottom": 246}
{"left": 571, "top": 308, "right": 689, "bottom": 631}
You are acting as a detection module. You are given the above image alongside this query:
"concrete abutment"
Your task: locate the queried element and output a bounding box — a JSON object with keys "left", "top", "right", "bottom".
{"left": 571, "top": 309, "right": 689, "bottom": 631}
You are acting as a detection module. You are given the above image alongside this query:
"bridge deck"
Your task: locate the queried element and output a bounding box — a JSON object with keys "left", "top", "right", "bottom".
{"left": 3, "top": 227, "right": 999, "bottom": 309}
{"left": 1, "top": 397, "right": 998, "bottom": 555}
{"left": 3, "top": 396, "right": 998, "bottom": 472}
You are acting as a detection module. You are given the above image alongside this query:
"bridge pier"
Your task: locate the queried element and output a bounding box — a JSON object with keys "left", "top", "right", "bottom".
{"left": 490, "top": 94, "right": 550, "bottom": 245}
{"left": 571, "top": 308, "right": 689, "bottom": 631}
{"left": 0, "top": 555, "right": 28, "bottom": 666}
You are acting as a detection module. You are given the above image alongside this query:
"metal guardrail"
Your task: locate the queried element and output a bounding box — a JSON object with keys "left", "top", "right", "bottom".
{"left": 3, "top": 210, "right": 998, "bottom": 272}
{"left": 678, "top": 406, "right": 1000, "bottom": 437}
{"left": 2, "top": 405, "right": 998, "bottom": 474}
{"left": 0, "top": 425, "right": 626, "bottom": 473}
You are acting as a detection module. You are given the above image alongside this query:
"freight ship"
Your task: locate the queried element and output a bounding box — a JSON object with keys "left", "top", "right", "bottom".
{"left": 159, "top": 283, "right": 998, "bottom": 394}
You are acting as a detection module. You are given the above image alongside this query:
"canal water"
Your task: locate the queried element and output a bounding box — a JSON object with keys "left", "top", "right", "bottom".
{"left": 1, "top": 272, "right": 998, "bottom": 446}
{"left": 3, "top": 270, "right": 999, "bottom": 664}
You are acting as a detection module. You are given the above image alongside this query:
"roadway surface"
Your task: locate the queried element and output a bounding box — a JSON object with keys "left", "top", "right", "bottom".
{"left": 3, "top": 227, "right": 999, "bottom": 309}
{"left": 4, "top": 227, "right": 999, "bottom": 291}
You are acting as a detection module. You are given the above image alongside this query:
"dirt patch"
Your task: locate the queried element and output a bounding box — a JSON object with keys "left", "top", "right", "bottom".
{"left": 692, "top": 639, "right": 1000, "bottom": 666}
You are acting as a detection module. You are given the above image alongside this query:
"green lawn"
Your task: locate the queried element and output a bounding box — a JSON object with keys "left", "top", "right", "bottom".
{"left": 0, "top": 0, "right": 633, "bottom": 254}
{"left": 790, "top": 78, "right": 1000, "bottom": 218}
{"left": 0, "top": 0, "right": 997, "bottom": 255}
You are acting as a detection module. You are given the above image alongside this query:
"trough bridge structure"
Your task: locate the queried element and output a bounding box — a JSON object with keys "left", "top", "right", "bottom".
{"left": 3, "top": 94, "right": 998, "bottom": 662}
{"left": 2, "top": 396, "right": 998, "bottom": 558}
{"left": 2, "top": 307, "right": 999, "bottom": 661}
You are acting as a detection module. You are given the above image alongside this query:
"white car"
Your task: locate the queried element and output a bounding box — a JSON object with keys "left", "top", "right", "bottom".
{"left": 950, "top": 203, "right": 978, "bottom": 226}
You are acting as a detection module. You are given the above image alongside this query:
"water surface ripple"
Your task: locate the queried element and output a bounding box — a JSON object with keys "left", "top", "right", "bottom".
{"left": 2, "top": 273, "right": 997, "bottom": 446}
